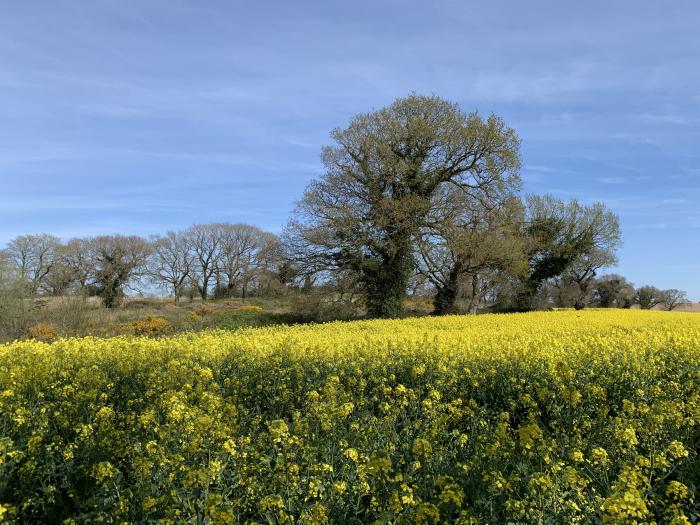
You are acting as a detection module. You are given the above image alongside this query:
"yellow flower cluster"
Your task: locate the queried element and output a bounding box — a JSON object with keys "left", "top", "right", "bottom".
{"left": 0, "top": 309, "right": 698, "bottom": 523}
{"left": 238, "top": 305, "right": 265, "bottom": 313}
{"left": 124, "top": 315, "right": 172, "bottom": 337}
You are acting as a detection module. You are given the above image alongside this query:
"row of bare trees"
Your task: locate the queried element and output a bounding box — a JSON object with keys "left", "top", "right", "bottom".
{"left": 0, "top": 234, "right": 149, "bottom": 308}
{"left": 150, "top": 223, "right": 284, "bottom": 302}
{"left": 2, "top": 221, "right": 686, "bottom": 313}
{"left": 0, "top": 224, "right": 285, "bottom": 307}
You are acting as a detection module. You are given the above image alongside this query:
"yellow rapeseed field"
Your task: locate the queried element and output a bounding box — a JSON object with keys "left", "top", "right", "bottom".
{"left": 0, "top": 310, "right": 698, "bottom": 523}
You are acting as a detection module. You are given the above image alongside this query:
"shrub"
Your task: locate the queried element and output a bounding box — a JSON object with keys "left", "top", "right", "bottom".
{"left": 238, "top": 304, "right": 265, "bottom": 313}
{"left": 125, "top": 316, "right": 171, "bottom": 337}
{"left": 0, "top": 279, "right": 34, "bottom": 342}
{"left": 26, "top": 322, "right": 57, "bottom": 342}
{"left": 289, "top": 292, "right": 362, "bottom": 322}
{"left": 402, "top": 296, "right": 433, "bottom": 312}
{"left": 190, "top": 305, "right": 215, "bottom": 317}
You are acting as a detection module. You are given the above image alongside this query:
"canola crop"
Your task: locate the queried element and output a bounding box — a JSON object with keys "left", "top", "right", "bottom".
{"left": 0, "top": 309, "right": 698, "bottom": 523}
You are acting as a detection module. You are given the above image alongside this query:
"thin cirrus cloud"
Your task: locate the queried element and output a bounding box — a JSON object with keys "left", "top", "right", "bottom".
{"left": 0, "top": 0, "right": 699, "bottom": 297}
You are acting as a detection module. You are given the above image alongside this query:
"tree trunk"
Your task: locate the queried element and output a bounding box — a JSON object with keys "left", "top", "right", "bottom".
{"left": 363, "top": 243, "right": 413, "bottom": 318}
{"left": 102, "top": 281, "right": 121, "bottom": 308}
{"left": 199, "top": 277, "right": 209, "bottom": 301}
{"left": 302, "top": 275, "right": 313, "bottom": 294}
{"left": 466, "top": 274, "right": 480, "bottom": 314}
{"left": 573, "top": 282, "right": 587, "bottom": 310}
{"left": 433, "top": 264, "right": 463, "bottom": 315}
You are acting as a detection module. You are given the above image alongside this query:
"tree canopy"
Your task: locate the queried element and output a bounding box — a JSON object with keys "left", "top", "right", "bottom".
{"left": 288, "top": 94, "right": 521, "bottom": 317}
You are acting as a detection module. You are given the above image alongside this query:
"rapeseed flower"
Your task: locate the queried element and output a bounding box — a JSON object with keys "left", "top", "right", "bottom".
{"left": 0, "top": 309, "right": 697, "bottom": 523}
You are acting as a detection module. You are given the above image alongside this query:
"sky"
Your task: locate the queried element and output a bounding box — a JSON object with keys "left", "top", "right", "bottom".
{"left": 1, "top": 1, "right": 699, "bottom": 298}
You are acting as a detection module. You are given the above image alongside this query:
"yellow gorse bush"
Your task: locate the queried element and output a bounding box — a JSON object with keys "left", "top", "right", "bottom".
{"left": 125, "top": 315, "right": 172, "bottom": 337}
{"left": 0, "top": 309, "right": 698, "bottom": 523}
{"left": 239, "top": 305, "right": 265, "bottom": 313}
{"left": 26, "top": 322, "right": 58, "bottom": 343}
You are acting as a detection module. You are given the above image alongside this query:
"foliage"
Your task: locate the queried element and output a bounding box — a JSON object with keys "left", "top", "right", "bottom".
{"left": 5, "top": 234, "right": 60, "bottom": 294}
{"left": 0, "top": 256, "right": 35, "bottom": 342}
{"left": 287, "top": 291, "right": 363, "bottom": 323}
{"left": 0, "top": 310, "right": 698, "bottom": 523}
{"left": 0, "top": 295, "right": 317, "bottom": 343}
{"left": 148, "top": 231, "right": 194, "bottom": 302}
{"left": 635, "top": 287, "right": 689, "bottom": 312}
{"left": 417, "top": 191, "right": 525, "bottom": 315}
{"left": 190, "top": 305, "right": 216, "bottom": 317}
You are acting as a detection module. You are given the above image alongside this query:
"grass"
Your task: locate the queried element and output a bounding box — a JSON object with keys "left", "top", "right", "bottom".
{"left": 0, "top": 292, "right": 385, "bottom": 343}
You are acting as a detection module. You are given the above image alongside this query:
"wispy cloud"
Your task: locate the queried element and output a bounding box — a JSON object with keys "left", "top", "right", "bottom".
{"left": 637, "top": 113, "right": 690, "bottom": 126}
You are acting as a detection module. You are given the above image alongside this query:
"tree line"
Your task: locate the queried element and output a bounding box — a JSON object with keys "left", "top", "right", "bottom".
{"left": 0, "top": 94, "right": 689, "bottom": 316}
{"left": 0, "top": 224, "right": 286, "bottom": 308}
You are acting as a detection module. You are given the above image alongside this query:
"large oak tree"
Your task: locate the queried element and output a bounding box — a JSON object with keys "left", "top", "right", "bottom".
{"left": 287, "top": 94, "right": 521, "bottom": 317}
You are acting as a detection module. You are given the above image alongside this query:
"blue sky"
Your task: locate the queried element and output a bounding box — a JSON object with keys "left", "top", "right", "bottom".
{"left": 1, "top": 1, "right": 699, "bottom": 298}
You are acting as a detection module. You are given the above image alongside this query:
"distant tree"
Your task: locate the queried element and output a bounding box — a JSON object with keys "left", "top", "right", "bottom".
{"left": 217, "top": 223, "right": 264, "bottom": 298}
{"left": 59, "top": 238, "right": 94, "bottom": 294}
{"left": 513, "top": 196, "right": 620, "bottom": 311}
{"left": 0, "top": 249, "right": 33, "bottom": 339}
{"left": 148, "top": 231, "right": 194, "bottom": 302}
{"left": 86, "top": 235, "right": 151, "bottom": 308}
{"left": 593, "top": 274, "right": 635, "bottom": 308}
{"left": 661, "top": 289, "right": 687, "bottom": 311}
{"left": 6, "top": 234, "right": 60, "bottom": 294}
{"left": 185, "top": 224, "right": 222, "bottom": 301}
{"left": 559, "top": 245, "right": 619, "bottom": 310}
{"left": 254, "top": 232, "right": 286, "bottom": 296}
{"left": 0, "top": 250, "right": 15, "bottom": 286}
{"left": 635, "top": 285, "right": 664, "bottom": 310}
{"left": 42, "top": 243, "right": 76, "bottom": 296}
{"left": 417, "top": 191, "right": 524, "bottom": 315}
{"left": 288, "top": 94, "right": 521, "bottom": 318}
